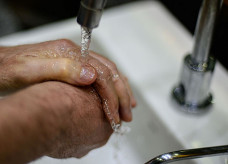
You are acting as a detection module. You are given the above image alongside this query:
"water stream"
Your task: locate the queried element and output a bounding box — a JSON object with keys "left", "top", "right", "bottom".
{"left": 80, "top": 26, "right": 130, "bottom": 134}
{"left": 81, "top": 26, "right": 92, "bottom": 57}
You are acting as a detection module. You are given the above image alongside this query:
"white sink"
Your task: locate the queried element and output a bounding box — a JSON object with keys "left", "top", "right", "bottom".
{"left": 0, "top": 1, "right": 228, "bottom": 164}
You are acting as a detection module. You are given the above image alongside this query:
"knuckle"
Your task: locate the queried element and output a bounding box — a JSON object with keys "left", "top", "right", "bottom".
{"left": 53, "top": 39, "right": 77, "bottom": 53}
{"left": 56, "top": 39, "right": 75, "bottom": 47}
{"left": 52, "top": 39, "right": 80, "bottom": 59}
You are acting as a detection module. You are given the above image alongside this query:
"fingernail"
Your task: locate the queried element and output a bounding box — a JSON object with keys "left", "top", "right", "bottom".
{"left": 80, "top": 66, "right": 96, "bottom": 82}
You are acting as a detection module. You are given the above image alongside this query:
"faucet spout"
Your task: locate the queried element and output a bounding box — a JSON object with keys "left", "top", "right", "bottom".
{"left": 77, "top": 0, "right": 107, "bottom": 29}
{"left": 145, "top": 145, "right": 228, "bottom": 164}
{"left": 192, "top": 0, "right": 223, "bottom": 64}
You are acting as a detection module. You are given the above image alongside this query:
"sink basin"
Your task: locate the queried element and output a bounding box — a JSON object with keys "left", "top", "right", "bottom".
{"left": 0, "top": 1, "right": 228, "bottom": 164}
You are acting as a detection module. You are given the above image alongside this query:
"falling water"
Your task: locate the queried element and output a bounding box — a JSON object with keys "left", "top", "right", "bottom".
{"left": 80, "top": 26, "right": 130, "bottom": 134}
{"left": 81, "top": 26, "right": 92, "bottom": 57}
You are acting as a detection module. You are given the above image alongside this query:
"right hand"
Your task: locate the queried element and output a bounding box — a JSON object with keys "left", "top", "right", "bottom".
{"left": 43, "top": 82, "right": 113, "bottom": 158}
{"left": 0, "top": 81, "right": 112, "bottom": 162}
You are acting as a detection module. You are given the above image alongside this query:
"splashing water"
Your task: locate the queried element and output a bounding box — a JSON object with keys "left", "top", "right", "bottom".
{"left": 111, "top": 125, "right": 131, "bottom": 163}
{"left": 81, "top": 26, "right": 92, "bottom": 57}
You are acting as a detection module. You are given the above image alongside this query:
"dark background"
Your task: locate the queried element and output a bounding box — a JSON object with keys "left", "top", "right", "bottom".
{"left": 0, "top": 0, "right": 227, "bottom": 69}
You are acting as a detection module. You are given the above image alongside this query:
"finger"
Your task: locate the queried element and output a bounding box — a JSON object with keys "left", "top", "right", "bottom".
{"left": 113, "top": 76, "right": 132, "bottom": 122}
{"left": 15, "top": 57, "right": 97, "bottom": 86}
{"left": 90, "top": 52, "right": 133, "bottom": 119}
{"left": 119, "top": 73, "right": 137, "bottom": 108}
{"left": 88, "top": 58, "right": 120, "bottom": 129}
{"left": 93, "top": 76, "right": 120, "bottom": 129}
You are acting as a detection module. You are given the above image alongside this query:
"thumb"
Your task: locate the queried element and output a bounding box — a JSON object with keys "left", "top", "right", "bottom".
{"left": 17, "top": 58, "right": 97, "bottom": 86}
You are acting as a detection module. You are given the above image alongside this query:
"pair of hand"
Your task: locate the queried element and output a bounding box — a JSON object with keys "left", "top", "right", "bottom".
{"left": 0, "top": 39, "right": 136, "bottom": 160}
{"left": 0, "top": 39, "right": 136, "bottom": 123}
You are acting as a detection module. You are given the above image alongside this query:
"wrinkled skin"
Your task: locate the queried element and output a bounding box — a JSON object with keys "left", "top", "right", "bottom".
{"left": 0, "top": 82, "right": 113, "bottom": 163}
{"left": 0, "top": 39, "right": 136, "bottom": 125}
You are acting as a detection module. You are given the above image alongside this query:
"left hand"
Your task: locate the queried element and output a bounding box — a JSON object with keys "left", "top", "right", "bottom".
{"left": 0, "top": 40, "right": 97, "bottom": 92}
{"left": 88, "top": 51, "right": 137, "bottom": 123}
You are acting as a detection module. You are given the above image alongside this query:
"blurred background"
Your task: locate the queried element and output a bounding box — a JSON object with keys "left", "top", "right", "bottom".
{"left": 0, "top": 0, "right": 227, "bottom": 69}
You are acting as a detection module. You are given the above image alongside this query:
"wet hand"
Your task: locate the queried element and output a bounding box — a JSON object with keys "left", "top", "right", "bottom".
{"left": 88, "top": 51, "right": 137, "bottom": 124}
{"left": 0, "top": 40, "right": 97, "bottom": 92}
{"left": 0, "top": 81, "right": 113, "bottom": 160}
{"left": 40, "top": 82, "right": 113, "bottom": 158}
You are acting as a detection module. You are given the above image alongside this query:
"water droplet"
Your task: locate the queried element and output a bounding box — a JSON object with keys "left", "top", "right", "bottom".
{"left": 60, "top": 47, "right": 65, "bottom": 53}
{"left": 112, "top": 74, "right": 120, "bottom": 82}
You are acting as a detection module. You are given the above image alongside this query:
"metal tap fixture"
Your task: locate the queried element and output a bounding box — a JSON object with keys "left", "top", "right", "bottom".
{"left": 77, "top": 0, "right": 107, "bottom": 29}
{"left": 172, "top": 0, "right": 223, "bottom": 113}
{"left": 145, "top": 145, "right": 228, "bottom": 164}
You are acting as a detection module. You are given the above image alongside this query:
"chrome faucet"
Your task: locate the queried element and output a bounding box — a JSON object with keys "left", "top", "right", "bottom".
{"left": 145, "top": 145, "right": 228, "bottom": 164}
{"left": 156, "top": 0, "right": 227, "bottom": 163}
{"left": 172, "top": 0, "right": 223, "bottom": 113}
{"left": 77, "top": 0, "right": 107, "bottom": 29}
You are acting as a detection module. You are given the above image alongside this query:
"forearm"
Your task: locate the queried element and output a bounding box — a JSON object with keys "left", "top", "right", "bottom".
{"left": 0, "top": 83, "right": 70, "bottom": 164}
